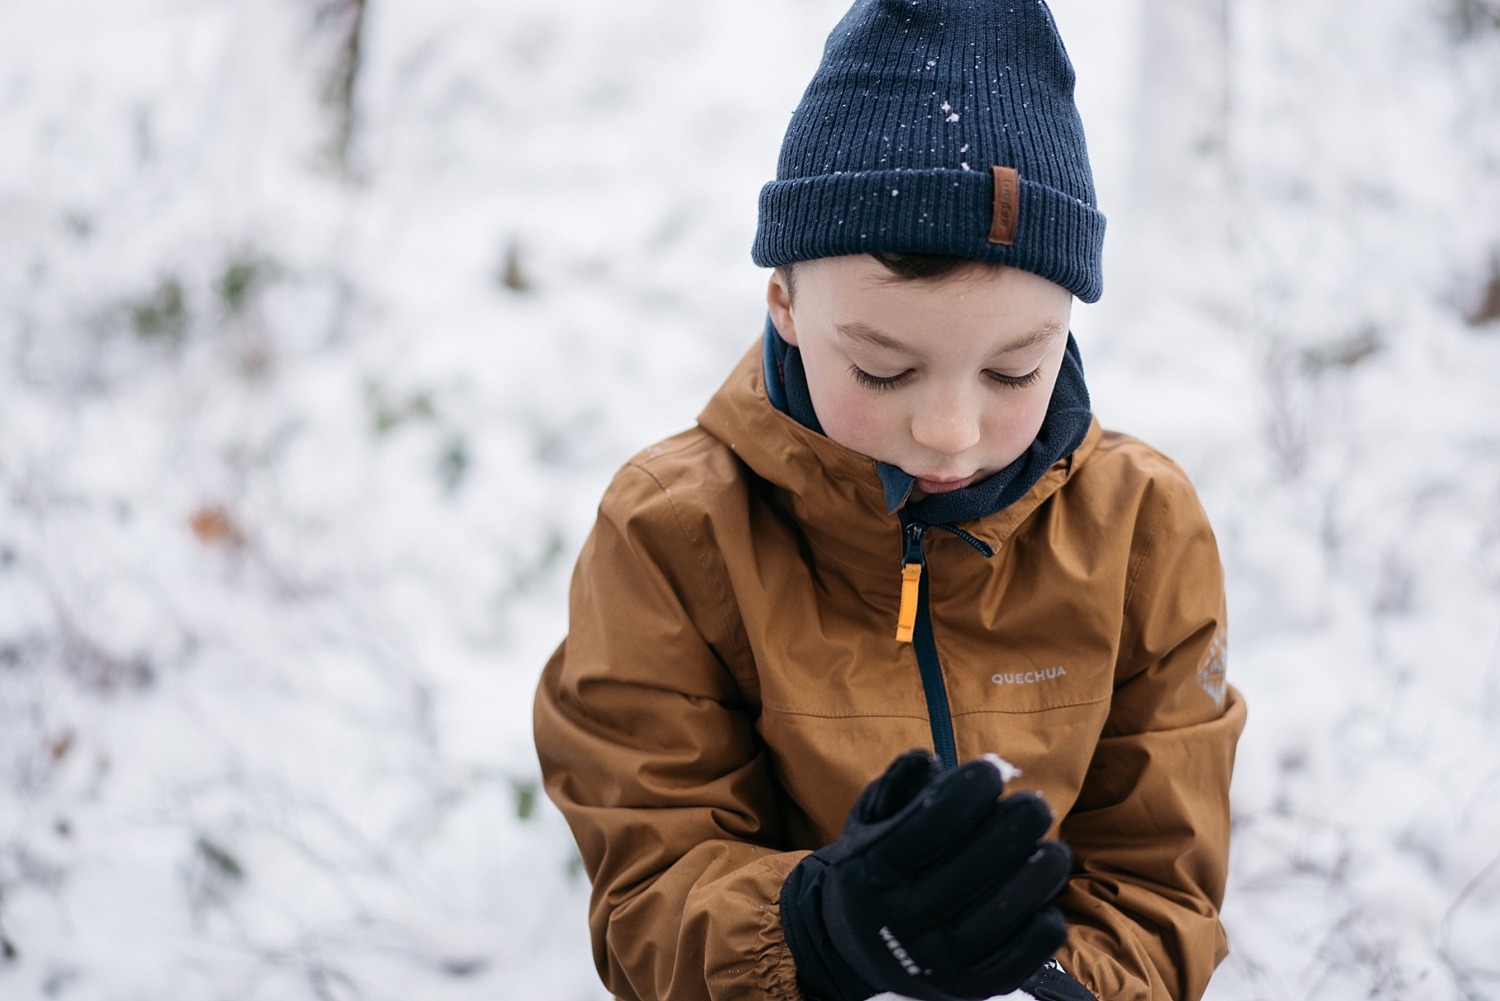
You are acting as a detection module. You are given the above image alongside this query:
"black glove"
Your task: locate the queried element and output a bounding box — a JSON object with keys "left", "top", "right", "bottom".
{"left": 1020, "top": 959, "right": 1098, "bottom": 1001}
{"left": 779, "top": 749, "right": 1072, "bottom": 1001}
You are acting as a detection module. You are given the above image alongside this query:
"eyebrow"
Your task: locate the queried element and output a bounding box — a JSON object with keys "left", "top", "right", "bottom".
{"left": 834, "top": 319, "right": 1065, "bottom": 357}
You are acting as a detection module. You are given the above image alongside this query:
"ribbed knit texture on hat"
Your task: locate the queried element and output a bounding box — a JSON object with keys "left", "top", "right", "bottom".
{"left": 752, "top": 0, "right": 1105, "bottom": 302}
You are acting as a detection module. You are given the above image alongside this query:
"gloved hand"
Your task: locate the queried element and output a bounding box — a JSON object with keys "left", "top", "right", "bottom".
{"left": 1020, "top": 958, "right": 1098, "bottom": 1001}
{"left": 779, "top": 750, "right": 1072, "bottom": 1001}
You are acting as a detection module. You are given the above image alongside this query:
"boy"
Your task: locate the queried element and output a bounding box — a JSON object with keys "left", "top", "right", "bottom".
{"left": 534, "top": 1, "right": 1245, "bottom": 999}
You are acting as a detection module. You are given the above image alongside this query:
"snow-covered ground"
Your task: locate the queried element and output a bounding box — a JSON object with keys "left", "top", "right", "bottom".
{"left": 2, "top": 1, "right": 1498, "bottom": 998}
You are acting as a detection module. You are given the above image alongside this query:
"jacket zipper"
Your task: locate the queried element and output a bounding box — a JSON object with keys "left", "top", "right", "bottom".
{"left": 895, "top": 521, "right": 925, "bottom": 643}
{"left": 895, "top": 518, "right": 995, "bottom": 771}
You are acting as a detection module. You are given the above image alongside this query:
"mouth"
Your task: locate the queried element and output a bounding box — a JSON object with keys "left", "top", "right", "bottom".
{"left": 912, "top": 473, "right": 978, "bottom": 495}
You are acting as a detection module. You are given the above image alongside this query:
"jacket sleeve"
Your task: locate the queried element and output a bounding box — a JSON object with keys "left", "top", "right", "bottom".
{"left": 1055, "top": 470, "right": 1247, "bottom": 1001}
{"left": 534, "top": 462, "right": 807, "bottom": 1001}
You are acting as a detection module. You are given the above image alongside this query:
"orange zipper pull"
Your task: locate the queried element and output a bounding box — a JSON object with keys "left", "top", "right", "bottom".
{"left": 896, "top": 561, "right": 922, "bottom": 643}
{"left": 896, "top": 521, "right": 927, "bottom": 643}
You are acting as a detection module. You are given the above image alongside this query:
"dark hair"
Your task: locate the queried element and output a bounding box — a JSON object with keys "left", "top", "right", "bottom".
{"left": 780, "top": 253, "right": 982, "bottom": 303}
{"left": 869, "top": 252, "right": 976, "bottom": 281}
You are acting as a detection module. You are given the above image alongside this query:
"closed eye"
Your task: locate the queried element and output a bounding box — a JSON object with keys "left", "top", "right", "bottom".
{"left": 985, "top": 367, "right": 1043, "bottom": 389}
{"left": 849, "top": 364, "right": 914, "bottom": 392}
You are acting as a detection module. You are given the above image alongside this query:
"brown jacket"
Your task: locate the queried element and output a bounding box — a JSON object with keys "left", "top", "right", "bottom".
{"left": 535, "top": 344, "right": 1246, "bottom": 1001}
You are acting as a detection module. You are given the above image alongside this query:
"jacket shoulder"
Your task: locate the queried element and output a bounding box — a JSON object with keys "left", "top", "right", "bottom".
{"left": 587, "top": 426, "right": 760, "bottom": 687}
{"left": 603, "top": 426, "right": 754, "bottom": 522}
{"left": 1059, "top": 428, "right": 1221, "bottom": 607}
{"left": 1069, "top": 428, "right": 1210, "bottom": 525}
{"left": 1083, "top": 428, "right": 1198, "bottom": 488}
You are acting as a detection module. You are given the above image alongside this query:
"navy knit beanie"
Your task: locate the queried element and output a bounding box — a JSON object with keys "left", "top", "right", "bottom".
{"left": 752, "top": 0, "right": 1105, "bottom": 302}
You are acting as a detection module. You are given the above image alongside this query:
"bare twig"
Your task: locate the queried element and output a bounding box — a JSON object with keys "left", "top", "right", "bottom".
{"left": 320, "top": 0, "right": 369, "bottom": 177}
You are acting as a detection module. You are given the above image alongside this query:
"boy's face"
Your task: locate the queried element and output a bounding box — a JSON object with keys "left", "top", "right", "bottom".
{"left": 767, "top": 255, "right": 1073, "bottom": 500}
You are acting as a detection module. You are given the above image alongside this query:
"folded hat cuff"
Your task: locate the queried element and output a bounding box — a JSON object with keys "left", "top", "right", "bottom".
{"left": 752, "top": 168, "right": 1104, "bottom": 303}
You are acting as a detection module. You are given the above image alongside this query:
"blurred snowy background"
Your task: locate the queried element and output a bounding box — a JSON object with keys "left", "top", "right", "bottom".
{"left": 2, "top": 0, "right": 1499, "bottom": 998}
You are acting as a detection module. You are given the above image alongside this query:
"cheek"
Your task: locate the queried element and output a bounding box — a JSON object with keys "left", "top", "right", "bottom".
{"left": 796, "top": 344, "right": 898, "bottom": 457}
{"left": 986, "top": 384, "right": 1055, "bottom": 453}
{"left": 813, "top": 385, "right": 896, "bottom": 457}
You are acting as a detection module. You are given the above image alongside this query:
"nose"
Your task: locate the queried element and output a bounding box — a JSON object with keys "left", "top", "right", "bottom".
{"left": 909, "top": 389, "right": 981, "bottom": 457}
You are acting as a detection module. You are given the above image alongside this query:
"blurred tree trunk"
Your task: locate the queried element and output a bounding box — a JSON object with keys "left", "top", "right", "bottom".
{"left": 1129, "top": 0, "right": 1234, "bottom": 304}
{"left": 321, "top": 0, "right": 368, "bottom": 178}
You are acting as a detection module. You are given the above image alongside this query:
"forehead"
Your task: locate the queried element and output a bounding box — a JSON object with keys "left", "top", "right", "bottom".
{"left": 837, "top": 315, "right": 1065, "bottom": 358}
{"left": 792, "top": 255, "right": 1072, "bottom": 354}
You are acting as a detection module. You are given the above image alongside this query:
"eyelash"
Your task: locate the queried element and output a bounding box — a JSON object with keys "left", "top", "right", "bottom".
{"left": 848, "top": 365, "right": 1043, "bottom": 392}
{"left": 848, "top": 366, "right": 912, "bottom": 392}
{"left": 988, "top": 367, "right": 1044, "bottom": 389}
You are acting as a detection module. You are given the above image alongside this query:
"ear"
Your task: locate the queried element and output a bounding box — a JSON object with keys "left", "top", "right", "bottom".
{"left": 766, "top": 270, "right": 798, "bottom": 346}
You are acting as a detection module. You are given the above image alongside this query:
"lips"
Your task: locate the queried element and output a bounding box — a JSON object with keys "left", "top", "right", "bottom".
{"left": 912, "top": 473, "right": 978, "bottom": 495}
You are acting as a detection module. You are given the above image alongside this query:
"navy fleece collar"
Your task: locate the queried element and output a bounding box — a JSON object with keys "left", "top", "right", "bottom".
{"left": 762, "top": 315, "right": 1092, "bottom": 524}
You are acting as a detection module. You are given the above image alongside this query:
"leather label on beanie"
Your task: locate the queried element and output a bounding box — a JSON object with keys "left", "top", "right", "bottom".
{"left": 989, "top": 166, "right": 1020, "bottom": 246}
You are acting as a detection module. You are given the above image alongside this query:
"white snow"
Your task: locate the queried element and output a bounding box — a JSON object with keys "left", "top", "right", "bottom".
{"left": 3, "top": 1, "right": 1499, "bottom": 999}
{"left": 982, "top": 753, "right": 1024, "bottom": 785}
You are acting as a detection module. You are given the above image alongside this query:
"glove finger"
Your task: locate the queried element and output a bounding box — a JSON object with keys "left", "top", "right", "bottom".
{"left": 945, "top": 840, "right": 1072, "bottom": 960}
{"left": 850, "top": 749, "right": 942, "bottom": 828}
{"left": 864, "top": 757, "right": 1007, "bottom": 876}
{"left": 950, "top": 905, "right": 1069, "bottom": 998}
{"left": 898, "top": 792, "right": 1057, "bottom": 918}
